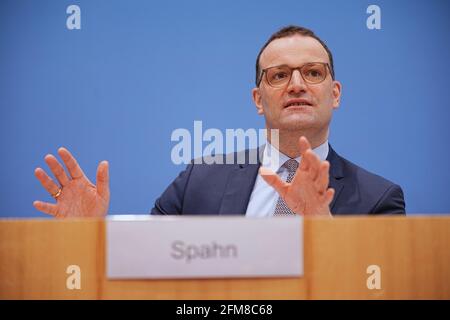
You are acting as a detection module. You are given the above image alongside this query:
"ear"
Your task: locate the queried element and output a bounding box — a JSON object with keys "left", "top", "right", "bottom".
{"left": 252, "top": 87, "right": 265, "bottom": 115}
{"left": 331, "top": 80, "right": 342, "bottom": 109}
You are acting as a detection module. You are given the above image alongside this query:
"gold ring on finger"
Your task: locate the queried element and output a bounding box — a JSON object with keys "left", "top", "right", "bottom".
{"left": 51, "top": 188, "right": 62, "bottom": 199}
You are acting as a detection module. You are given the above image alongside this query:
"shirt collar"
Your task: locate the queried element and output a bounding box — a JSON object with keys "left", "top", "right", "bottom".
{"left": 262, "top": 139, "right": 329, "bottom": 174}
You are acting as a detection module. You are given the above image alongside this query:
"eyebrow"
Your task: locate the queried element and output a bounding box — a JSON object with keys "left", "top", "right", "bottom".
{"left": 263, "top": 62, "right": 327, "bottom": 70}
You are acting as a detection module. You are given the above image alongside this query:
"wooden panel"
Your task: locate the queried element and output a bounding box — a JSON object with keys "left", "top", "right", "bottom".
{"left": 307, "top": 216, "right": 450, "bottom": 299}
{"left": 0, "top": 216, "right": 449, "bottom": 299}
{"left": 0, "top": 219, "right": 102, "bottom": 299}
{"left": 101, "top": 278, "right": 307, "bottom": 299}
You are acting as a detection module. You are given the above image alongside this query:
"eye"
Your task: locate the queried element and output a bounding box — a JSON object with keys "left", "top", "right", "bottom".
{"left": 306, "top": 69, "right": 323, "bottom": 78}
{"left": 272, "top": 71, "right": 289, "bottom": 81}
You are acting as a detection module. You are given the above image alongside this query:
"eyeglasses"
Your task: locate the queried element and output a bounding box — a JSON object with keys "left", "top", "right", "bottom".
{"left": 257, "top": 62, "right": 331, "bottom": 88}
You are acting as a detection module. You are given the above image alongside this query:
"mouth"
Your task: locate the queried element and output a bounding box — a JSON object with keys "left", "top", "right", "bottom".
{"left": 283, "top": 99, "right": 313, "bottom": 109}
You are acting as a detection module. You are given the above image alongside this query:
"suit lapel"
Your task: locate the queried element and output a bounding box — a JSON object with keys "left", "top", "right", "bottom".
{"left": 218, "top": 147, "right": 262, "bottom": 215}
{"left": 327, "top": 145, "right": 345, "bottom": 211}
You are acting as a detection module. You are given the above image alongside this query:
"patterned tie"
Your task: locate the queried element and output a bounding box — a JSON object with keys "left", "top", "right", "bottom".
{"left": 273, "top": 159, "right": 299, "bottom": 216}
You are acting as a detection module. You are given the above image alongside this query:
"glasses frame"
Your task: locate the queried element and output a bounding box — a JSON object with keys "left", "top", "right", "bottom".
{"left": 257, "top": 62, "right": 331, "bottom": 88}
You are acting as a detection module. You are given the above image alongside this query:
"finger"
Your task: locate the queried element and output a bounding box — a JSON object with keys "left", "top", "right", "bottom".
{"left": 33, "top": 200, "right": 58, "bottom": 216}
{"left": 259, "top": 167, "right": 289, "bottom": 198}
{"left": 305, "top": 150, "right": 320, "bottom": 181}
{"left": 299, "top": 138, "right": 312, "bottom": 172}
{"left": 96, "top": 161, "right": 110, "bottom": 200}
{"left": 298, "top": 136, "right": 311, "bottom": 157}
{"left": 324, "top": 188, "right": 335, "bottom": 206}
{"left": 57, "top": 147, "right": 85, "bottom": 179}
{"left": 314, "top": 161, "right": 330, "bottom": 193}
{"left": 34, "top": 167, "right": 61, "bottom": 196}
{"left": 299, "top": 156, "right": 309, "bottom": 172}
{"left": 44, "top": 154, "right": 70, "bottom": 186}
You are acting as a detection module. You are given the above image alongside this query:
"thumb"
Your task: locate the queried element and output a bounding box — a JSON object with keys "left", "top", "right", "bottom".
{"left": 96, "top": 161, "right": 110, "bottom": 200}
{"left": 259, "top": 167, "right": 288, "bottom": 198}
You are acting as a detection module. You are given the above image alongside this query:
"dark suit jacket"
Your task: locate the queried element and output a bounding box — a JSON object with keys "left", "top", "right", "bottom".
{"left": 151, "top": 145, "right": 405, "bottom": 215}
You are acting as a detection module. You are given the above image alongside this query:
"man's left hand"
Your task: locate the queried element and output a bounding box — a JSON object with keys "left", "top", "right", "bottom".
{"left": 260, "top": 136, "right": 335, "bottom": 217}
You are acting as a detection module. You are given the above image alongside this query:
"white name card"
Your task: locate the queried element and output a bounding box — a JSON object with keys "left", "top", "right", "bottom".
{"left": 106, "top": 215, "right": 303, "bottom": 279}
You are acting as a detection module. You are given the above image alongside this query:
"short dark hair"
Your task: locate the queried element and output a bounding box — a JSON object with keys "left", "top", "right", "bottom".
{"left": 255, "top": 25, "right": 335, "bottom": 86}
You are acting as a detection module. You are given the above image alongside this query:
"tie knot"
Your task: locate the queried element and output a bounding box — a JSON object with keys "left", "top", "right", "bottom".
{"left": 283, "top": 159, "right": 299, "bottom": 173}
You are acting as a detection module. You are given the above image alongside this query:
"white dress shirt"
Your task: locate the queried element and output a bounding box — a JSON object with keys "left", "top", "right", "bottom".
{"left": 245, "top": 139, "right": 329, "bottom": 217}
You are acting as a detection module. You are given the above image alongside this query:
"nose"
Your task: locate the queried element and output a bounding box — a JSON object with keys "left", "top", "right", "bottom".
{"left": 287, "top": 69, "right": 307, "bottom": 94}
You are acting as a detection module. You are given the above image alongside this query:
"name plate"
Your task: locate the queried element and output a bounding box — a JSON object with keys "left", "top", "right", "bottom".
{"left": 106, "top": 215, "right": 303, "bottom": 279}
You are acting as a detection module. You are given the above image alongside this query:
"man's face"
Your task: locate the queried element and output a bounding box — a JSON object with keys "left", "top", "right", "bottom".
{"left": 252, "top": 35, "right": 342, "bottom": 135}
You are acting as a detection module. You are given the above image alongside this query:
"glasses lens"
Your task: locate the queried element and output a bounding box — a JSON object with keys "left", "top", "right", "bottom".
{"left": 266, "top": 66, "right": 291, "bottom": 87}
{"left": 302, "top": 63, "right": 327, "bottom": 83}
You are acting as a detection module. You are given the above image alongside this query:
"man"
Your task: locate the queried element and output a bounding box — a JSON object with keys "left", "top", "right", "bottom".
{"left": 33, "top": 25, "right": 405, "bottom": 218}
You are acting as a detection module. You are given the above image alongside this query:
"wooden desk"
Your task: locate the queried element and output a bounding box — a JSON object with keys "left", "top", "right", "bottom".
{"left": 0, "top": 216, "right": 449, "bottom": 299}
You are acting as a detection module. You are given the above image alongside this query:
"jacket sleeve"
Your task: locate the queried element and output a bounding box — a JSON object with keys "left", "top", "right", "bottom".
{"left": 371, "top": 184, "right": 406, "bottom": 215}
{"left": 150, "top": 164, "right": 194, "bottom": 215}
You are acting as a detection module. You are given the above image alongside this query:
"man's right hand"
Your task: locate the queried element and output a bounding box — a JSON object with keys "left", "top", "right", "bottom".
{"left": 33, "top": 147, "right": 110, "bottom": 218}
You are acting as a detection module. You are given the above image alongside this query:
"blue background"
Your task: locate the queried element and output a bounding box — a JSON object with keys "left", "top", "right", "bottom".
{"left": 1, "top": 0, "right": 449, "bottom": 217}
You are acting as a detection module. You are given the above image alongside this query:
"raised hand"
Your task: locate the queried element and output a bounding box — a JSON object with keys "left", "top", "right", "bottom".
{"left": 33, "top": 147, "right": 110, "bottom": 218}
{"left": 260, "top": 136, "right": 334, "bottom": 216}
